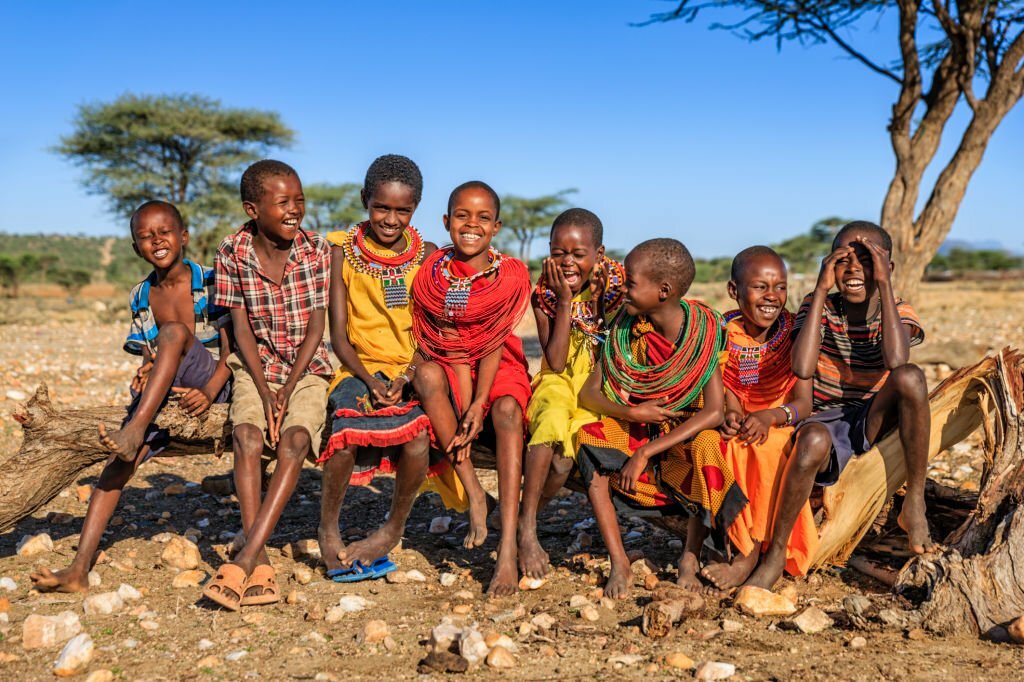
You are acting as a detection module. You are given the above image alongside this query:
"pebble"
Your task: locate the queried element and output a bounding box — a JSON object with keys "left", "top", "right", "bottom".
{"left": 0, "top": 597, "right": 9, "bottom": 613}
{"left": 405, "top": 569, "right": 427, "bottom": 583}
{"left": 17, "top": 532, "right": 54, "bottom": 557}
{"left": 361, "top": 619, "right": 390, "bottom": 644}
{"left": 121, "top": 639, "right": 139, "bottom": 649}
{"left": 22, "top": 611, "right": 82, "bottom": 649}
{"left": 906, "top": 628, "right": 928, "bottom": 641}
{"left": 242, "top": 613, "right": 265, "bottom": 625}
{"left": 76, "top": 485, "right": 93, "bottom": 503}
{"left": 140, "top": 620, "right": 159, "bottom": 631}
{"left": 109, "top": 560, "right": 133, "bottom": 573}
{"left": 459, "top": 626, "right": 488, "bottom": 664}
{"left": 490, "top": 605, "right": 527, "bottom": 623}
{"left": 172, "top": 570, "right": 208, "bottom": 588}
{"left": 580, "top": 606, "right": 600, "bottom": 622}
{"left": 734, "top": 586, "right": 797, "bottom": 617}
{"left": 286, "top": 590, "right": 300, "bottom": 605}
{"left": 0, "top": 577, "right": 17, "bottom": 591}
{"left": 665, "top": 652, "right": 695, "bottom": 669}
{"left": 117, "top": 583, "right": 142, "bottom": 601}
{"left": 721, "top": 619, "right": 743, "bottom": 633}
{"left": 53, "top": 633, "right": 94, "bottom": 677}
{"left": 667, "top": 539, "right": 684, "bottom": 551}
{"left": 88, "top": 571, "right": 102, "bottom": 588}
{"left": 385, "top": 570, "right": 408, "bottom": 584}
{"left": 439, "top": 572, "right": 458, "bottom": 587}
{"left": 337, "top": 595, "right": 370, "bottom": 612}
{"left": 569, "top": 595, "right": 591, "bottom": 608}
{"left": 293, "top": 565, "right": 314, "bottom": 585}
{"left": 452, "top": 604, "right": 473, "bottom": 615}
{"left": 518, "top": 576, "right": 546, "bottom": 590}
{"left": 486, "top": 645, "right": 516, "bottom": 668}
{"left": 695, "top": 661, "right": 736, "bottom": 680}
{"left": 302, "top": 630, "right": 328, "bottom": 644}
{"left": 600, "top": 597, "right": 616, "bottom": 611}
{"left": 198, "top": 639, "right": 215, "bottom": 650}
{"left": 643, "top": 574, "right": 660, "bottom": 590}
{"left": 429, "top": 516, "right": 452, "bottom": 534}
{"left": 1008, "top": 616, "right": 1024, "bottom": 644}
{"left": 608, "top": 654, "right": 644, "bottom": 667}
{"left": 85, "top": 670, "right": 115, "bottom": 682}
{"left": 197, "top": 655, "right": 221, "bottom": 668}
{"left": 848, "top": 636, "right": 868, "bottom": 649}
{"left": 163, "top": 483, "right": 186, "bottom": 496}
{"left": 453, "top": 590, "right": 474, "bottom": 600}
{"left": 6, "top": 389, "right": 27, "bottom": 400}
{"left": 160, "top": 536, "right": 201, "bottom": 571}
{"left": 531, "top": 613, "right": 556, "bottom": 630}
{"left": 225, "top": 650, "right": 248, "bottom": 662}
{"left": 791, "top": 606, "right": 833, "bottom": 634}
{"left": 429, "top": 622, "right": 462, "bottom": 653}
{"left": 83, "top": 591, "right": 125, "bottom": 616}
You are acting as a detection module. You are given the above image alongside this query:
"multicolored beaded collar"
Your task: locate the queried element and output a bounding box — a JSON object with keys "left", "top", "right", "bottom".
{"left": 341, "top": 222, "right": 425, "bottom": 308}
{"left": 535, "top": 257, "right": 626, "bottom": 344}
{"left": 721, "top": 309, "right": 794, "bottom": 389}
{"left": 438, "top": 247, "right": 502, "bottom": 318}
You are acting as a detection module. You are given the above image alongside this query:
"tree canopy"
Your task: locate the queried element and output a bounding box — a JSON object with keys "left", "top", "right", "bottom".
{"left": 644, "top": 1, "right": 1024, "bottom": 302}
{"left": 55, "top": 93, "right": 294, "bottom": 257}
{"left": 499, "top": 189, "right": 577, "bottom": 261}
{"left": 303, "top": 183, "right": 365, "bottom": 233}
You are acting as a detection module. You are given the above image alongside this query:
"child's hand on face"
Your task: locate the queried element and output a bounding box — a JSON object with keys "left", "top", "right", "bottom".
{"left": 543, "top": 258, "right": 574, "bottom": 300}
{"left": 815, "top": 246, "right": 854, "bottom": 294}
{"left": 738, "top": 410, "right": 773, "bottom": 446}
{"left": 721, "top": 410, "right": 744, "bottom": 440}
{"left": 172, "top": 386, "right": 213, "bottom": 417}
{"left": 857, "top": 236, "right": 893, "bottom": 286}
{"left": 627, "top": 398, "right": 676, "bottom": 424}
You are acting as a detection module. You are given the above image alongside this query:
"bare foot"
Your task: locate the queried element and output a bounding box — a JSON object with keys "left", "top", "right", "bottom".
{"left": 604, "top": 562, "right": 631, "bottom": 599}
{"left": 98, "top": 422, "right": 144, "bottom": 462}
{"left": 338, "top": 523, "right": 402, "bottom": 567}
{"left": 676, "top": 552, "right": 702, "bottom": 592}
{"left": 700, "top": 550, "right": 759, "bottom": 591}
{"left": 897, "top": 495, "right": 935, "bottom": 555}
{"left": 317, "top": 525, "right": 345, "bottom": 572}
{"left": 487, "top": 546, "right": 519, "bottom": 597}
{"left": 463, "top": 491, "right": 496, "bottom": 549}
{"left": 516, "top": 524, "right": 550, "bottom": 579}
{"left": 743, "top": 548, "right": 786, "bottom": 591}
{"left": 30, "top": 566, "right": 90, "bottom": 593}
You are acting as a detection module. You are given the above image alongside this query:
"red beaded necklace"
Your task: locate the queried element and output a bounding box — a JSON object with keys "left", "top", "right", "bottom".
{"left": 342, "top": 222, "right": 424, "bottom": 307}
{"left": 721, "top": 309, "right": 796, "bottom": 404}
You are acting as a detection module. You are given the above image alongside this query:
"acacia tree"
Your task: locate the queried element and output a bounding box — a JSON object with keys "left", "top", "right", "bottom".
{"left": 500, "top": 189, "right": 577, "bottom": 261}
{"left": 55, "top": 93, "right": 294, "bottom": 257}
{"left": 645, "top": 1, "right": 1024, "bottom": 302}
{"left": 303, "top": 183, "right": 365, "bottom": 232}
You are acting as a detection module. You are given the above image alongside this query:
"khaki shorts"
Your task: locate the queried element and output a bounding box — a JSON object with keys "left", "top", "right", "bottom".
{"left": 227, "top": 354, "right": 329, "bottom": 449}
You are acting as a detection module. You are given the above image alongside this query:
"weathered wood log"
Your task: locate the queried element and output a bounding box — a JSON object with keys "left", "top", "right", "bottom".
{"left": 641, "top": 593, "right": 705, "bottom": 638}
{"left": 811, "top": 350, "right": 1012, "bottom": 567}
{"left": 893, "top": 348, "right": 1024, "bottom": 638}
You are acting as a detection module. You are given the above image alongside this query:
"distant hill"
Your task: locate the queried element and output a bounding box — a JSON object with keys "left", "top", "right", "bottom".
{"left": 939, "top": 238, "right": 1023, "bottom": 256}
{"left": 0, "top": 233, "right": 150, "bottom": 288}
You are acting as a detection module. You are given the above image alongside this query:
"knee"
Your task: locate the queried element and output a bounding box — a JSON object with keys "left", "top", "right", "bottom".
{"left": 157, "top": 321, "right": 189, "bottom": 344}
{"left": 888, "top": 363, "right": 927, "bottom": 398}
{"left": 793, "top": 424, "right": 831, "bottom": 471}
{"left": 411, "top": 362, "right": 445, "bottom": 397}
{"left": 279, "top": 428, "right": 312, "bottom": 461}
{"left": 407, "top": 430, "right": 430, "bottom": 453}
{"left": 232, "top": 424, "right": 265, "bottom": 458}
{"left": 490, "top": 397, "right": 522, "bottom": 429}
{"left": 550, "top": 453, "right": 573, "bottom": 476}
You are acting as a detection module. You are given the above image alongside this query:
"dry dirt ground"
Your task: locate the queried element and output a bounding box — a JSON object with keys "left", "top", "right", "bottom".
{"left": 0, "top": 281, "right": 1022, "bottom": 681}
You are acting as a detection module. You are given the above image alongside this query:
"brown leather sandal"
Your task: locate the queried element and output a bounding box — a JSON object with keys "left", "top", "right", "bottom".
{"left": 202, "top": 563, "right": 247, "bottom": 611}
{"left": 240, "top": 564, "right": 280, "bottom": 606}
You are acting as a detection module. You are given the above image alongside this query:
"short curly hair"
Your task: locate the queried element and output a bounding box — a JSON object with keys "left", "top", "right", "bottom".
{"left": 551, "top": 208, "right": 603, "bottom": 247}
{"left": 240, "top": 159, "right": 299, "bottom": 204}
{"left": 363, "top": 154, "right": 423, "bottom": 205}
{"left": 447, "top": 180, "right": 500, "bottom": 218}
{"left": 628, "top": 238, "right": 695, "bottom": 296}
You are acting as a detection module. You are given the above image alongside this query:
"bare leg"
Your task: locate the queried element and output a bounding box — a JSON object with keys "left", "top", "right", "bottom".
{"left": 587, "top": 471, "right": 630, "bottom": 599}
{"left": 412, "top": 361, "right": 490, "bottom": 548}
{"left": 230, "top": 424, "right": 273, "bottom": 574}
{"left": 676, "top": 515, "right": 705, "bottom": 592}
{"left": 99, "top": 322, "right": 192, "bottom": 461}
{"left": 864, "top": 364, "right": 934, "bottom": 554}
{"left": 340, "top": 432, "right": 429, "bottom": 566}
{"left": 31, "top": 446, "right": 149, "bottom": 593}
{"left": 318, "top": 446, "right": 355, "bottom": 572}
{"left": 518, "top": 443, "right": 556, "bottom": 578}
{"left": 488, "top": 397, "right": 524, "bottom": 597}
{"left": 745, "top": 424, "right": 831, "bottom": 590}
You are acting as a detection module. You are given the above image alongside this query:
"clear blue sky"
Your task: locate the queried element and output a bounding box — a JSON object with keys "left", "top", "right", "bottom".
{"left": 2, "top": 1, "right": 1021, "bottom": 257}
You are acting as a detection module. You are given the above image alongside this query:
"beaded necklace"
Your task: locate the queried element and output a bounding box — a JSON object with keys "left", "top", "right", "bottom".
{"left": 341, "top": 222, "right": 424, "bottom": 308}
{"left": 535, "top": 257, "right": 626, "bottom": 344}
{"left": 438, "top": 248, "right": 502, "bottom": 318}
{"left": 722, "top": 309, "right": 793, "bottom": 387}
{"left": 602, "top": 299, "right": 724, "bottom": 411}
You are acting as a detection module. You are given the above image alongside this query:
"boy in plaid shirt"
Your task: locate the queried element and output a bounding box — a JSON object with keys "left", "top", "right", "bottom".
{"left": 204, "top": 160, "right": 332, "bottom": 610}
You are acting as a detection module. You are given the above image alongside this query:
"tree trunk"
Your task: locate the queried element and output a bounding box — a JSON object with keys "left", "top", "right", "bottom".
{"left": 893, "top": 348, "right": 1024, "bottom": 638}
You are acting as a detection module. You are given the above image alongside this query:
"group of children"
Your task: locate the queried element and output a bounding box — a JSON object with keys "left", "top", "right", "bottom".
{"left": 30, "top": 154, "right": 935, "bottom": 610}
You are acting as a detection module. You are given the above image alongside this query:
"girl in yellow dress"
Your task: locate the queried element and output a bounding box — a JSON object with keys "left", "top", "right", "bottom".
{"left": 517, "top": 208, "right": 625, "bottom": 579}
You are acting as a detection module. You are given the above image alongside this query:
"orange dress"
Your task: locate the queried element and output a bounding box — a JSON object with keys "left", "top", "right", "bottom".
{"left": 722, "top": 313, "right": 818, "bottom": 576}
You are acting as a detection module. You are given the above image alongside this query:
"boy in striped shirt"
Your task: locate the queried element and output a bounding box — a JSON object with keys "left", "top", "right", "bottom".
{"left": 745, "top": 221, "right": 931, "bottom": 591}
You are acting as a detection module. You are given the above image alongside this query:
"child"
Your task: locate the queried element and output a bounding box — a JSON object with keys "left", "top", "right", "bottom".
{"left": 700, "top": 246, "right": 817, "bottom": 591}
{"left": 317, "top": 154, "right": 463, "bottom": 579}
{"left": 576, "top": 238, "right": 740, "bottom": 598}
{"left": 203, "top": 160, "right": 332, "bottom": 610}
{"left": 31, "top": 200, "right": 231, "bottom": 593}
{"left": 518, "top": 208, "right": 625, "bottom": 579}
{"left": 410, "top": 181, "right": 532, "bottom": 596}
{"left": 745, "top": 221, "right": 931, "bottom": 591}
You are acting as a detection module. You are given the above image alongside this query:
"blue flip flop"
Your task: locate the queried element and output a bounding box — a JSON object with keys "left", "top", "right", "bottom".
{"left": 327, "top": 556, "right": 397, "bottom": 583}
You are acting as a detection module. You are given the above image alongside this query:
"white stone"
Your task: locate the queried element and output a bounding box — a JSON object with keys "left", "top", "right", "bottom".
{"left": 83, "top": 591, "right": 125, "bottom": 616}
{"left": 569, "top": 595, "right": 591, "bottom": 608}
{"left": 53, "top": 633, "right": 94, "bottom": 676}
{"left": 17, "top": 533, "right": 54, "bottom": 557}
{"left": 439, "top": 572, "right": 458, "bottom": 587}
{"left": 405, "top": 569, "right": 427, "bottom": 583}
{"left": 337, "top": 595, "right": 370, "bottom": 612}
{"left": 458, "top": 627, "right": 488, "bottom": 664}
{"left": 88, "top": 571, "right": 102, "bottom": 588}
{"left": 121, "top": 639, "right": 139, "bottom": 649}
{"left": 117, "top": 583, "right": 142, "bottom": 601}
{"left": 791, "top": 606, "right": 834, "bottom": 634}
{"left": 198, "top": 638, "right": 215, "bottom": 650}
{"left": 6, "top": 389, "right": 27, "bottom": 401}
{"left": 429, "top": 516, "right": 452, "bottom": 534}
{"left": 22, "top": 611, "right": 82, "bottom": 649}
{"left": 429, "top": 622, "right": 462, "bottom": 653}
{"left": 607, "top": 654, "right": 644, "bottom": 667}
{"left": 225, "top": 650, "right": 248, "bottom": 662}
{"left": 531, "top": 613, "right": 556, "bottom": 630}
{"left": 695, "top": 661, "right": 736, "bottom": 680}
{"left": 0, "top": 577, "right": 16, "bottom": 591}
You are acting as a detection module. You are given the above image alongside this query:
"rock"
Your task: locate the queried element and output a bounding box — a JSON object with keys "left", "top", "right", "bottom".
{"left": 292, "top": 539, "right": 322, "bottom": 560}
{"left": 405, "top": 569, "right": 427, "bottom": 583}
{"left": 0, "top": 577, "right": 17, "bottom": 591}
{"left": 643, "top": 574, "right": 660, "bottom": 590}
{"left": 779, "top": 584, "right": 799, "bottom": 603}
{"left": 121, "top": 639, "right": 139, "bottom": 649}
{"left": 1008, "top": 616, "right": 1024, "bottom": 644}
{"left": 163, "top": 483, "right": 186, "bottom": 496}
{"left": 286, "top": 590, "right": 300, "bottom": 605}
{"left": 385, "top": 570, "right": 408, "bottom": 584}
{"left": 848, "top": 636, "right": 868, "bottom": 649}
{"left": 225, "top": 650, "right": 248, "bottom": 662}
{"left": 569, "top": 595, "right": 591, "bottom": 608}
{"left": 906, "top": 628, "right": 928, "bottom": 641}
{"left": 429, "top": 516, "right": 452, "bottom": 534}
{"left": 486, "top": 645, "right": 516, "bottom": 668}
{"left": 361, "top": 619, "right": 390, "bottom": 644}
{"left": 484, "top": 633, "right": 518, "bottom": 652}
{"left": 429, "top": 622, "right": 462, "bottom": 653}
{"left": 518, "top": 576, "right": 546, "bottom": 591}
{"left": 242, "top": 612, "right": 265, "bottom": 625}
{"left": 85, "top": 671, "right": 114, "bottom": 682}
{"left": 878, "top": 608, "right": 911, "bottom": 629}
{"left": 0, "top": 597, "right": 9, "bottom": 613}
{"left": 117, "top": 583, "right": 142, "bottom": 601}
{"left": 453, "top": 590, "right": 474, "bottom": 600}
{"left": 293, "top": 565, "right": 314, "bottom": 585}
{"left": 439, "top": 572, "right": 458, "bottom": 587}
{"left": 665, "top": 652, "right": 695, "bottom": 669}
{"left": 83, "top": 591, "right": 125, "bottom": 616}
{"left": 160, "top": 537, "right": 201, "bottom": 571}
{"left": 302, "top": 630, "right": 327, "bottom": 644}
{"left": 417, "top": 650, "right": 469, "bottom": 674}
{"left": 337, "top": 595, "right": 370, "bottom": 612}
{"left": 6, "top": 389, "right": 27, "bottom": 401}
{"left": 76, "top": 485, "right": 93, "bottom": 503}
{"left": 53, "top": 633, "right": 94, "bottom": 677}
{"left": 490, "top": 605, "right": 527, "bottom": 623}
{"left": 198, "top": 639, "right": 215, "bottom": 650}
{"left": 305, "top": 604, "right": 325, "bottom": 621}
{"left": 580, "top": 606, "right": 600, "bottom": 622}
{"left": 790, "top": 606, "right": 833, "bottom": 634}
{"left": 49, "top": 512, "right": 75, "bottom": 525}
{"left": 17, "top": 533, "right": 54, "bottom": 557}
{"left": 452, "top": 604, "right": 472, "bottom": 615}
{"left": 172, "top": 570, "right": 207, "bottom": 588}
{"left": 87, "top": 571, "right": 102, "bottom": 588}
{"left": 600, "top": 597, "right": 616, "bottom": 611}
{"left": 459, "top": 626, "right": 488, "bottom": 664}
{"left": 721, "top": 619, "right": 743, "bottom": 633}
{"left": 608, "top": 654, "right": 644, "bottom": 667}
{"left": 631, "top": 558, "right": 654, "bottom": 576}
{"left": 667, "top": 539, "right": 684, "bottom": 551}
{"left": 140, "top": 620, "right": 159, "bottom": 631}
{"left": 531, "top": 613, "right": 556, "bottom": 630}
{"left": 695, "top": 661, "right": 736, "bottom": 680}
{"left": 197, "top": 655, "right": 221, "bottom": 668}
{"left": 734, "top": 586, "right": 796, "bottom": 617}
{"left": 23, "top": 611, "right": 82, "bottom": 649}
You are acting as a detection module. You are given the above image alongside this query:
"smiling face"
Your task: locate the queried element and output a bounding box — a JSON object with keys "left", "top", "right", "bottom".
{"left": 132, "top": 204, "right": 188, "bottom": 269}
{"left": 443, "top": 186, "right": 501, "bottom": 263}
{"left": 622, "top": 252, "right": 665, "bottom": 316}
{"left": 833, "top": 229, "right": 889, "bottom": 304}
{"left": 549, "top": 224, "right": 603, "bottom": 295}
{"left": 362, "top": 181, "right": 417, "bottom": 250}
{"left": 244, "top": 173, "right": 305, "bottom": 242}
{"left": 728, "top": 253, "right": 787, "bottom": 337}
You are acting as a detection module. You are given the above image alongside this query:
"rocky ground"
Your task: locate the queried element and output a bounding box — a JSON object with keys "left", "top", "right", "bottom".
{"left": 0, "top": 281, "right": 1022, "bottom": 680}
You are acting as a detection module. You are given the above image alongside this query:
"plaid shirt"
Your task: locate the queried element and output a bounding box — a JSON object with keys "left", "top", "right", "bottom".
{"left": 214, "top": 222, "right": 332, "bottom": 384}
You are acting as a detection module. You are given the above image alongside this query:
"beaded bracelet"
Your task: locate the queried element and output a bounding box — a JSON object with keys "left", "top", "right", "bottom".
{"left": 402, "top": 364, "right": 418, "bottom": 382}
{"left": 780, "top": 403, "right": 798, "bottom": 426}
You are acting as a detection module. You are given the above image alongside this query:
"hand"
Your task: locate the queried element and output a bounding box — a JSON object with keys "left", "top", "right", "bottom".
{"left": 447, "top": 401, "right": 485, "bottom": 462}
{"left": 543, "top": 257, "right": 574, "bottom": 300}
{"left": 618, "top": 445, "right": 653, "bottom": 494}
{"left": 379, "top": 376, "right": 408, "bottom": 407}
{"left": 815, "top": 246, "right": 853, "bottom": 294}
{"left": 721, "top": 410, "right": 744, "bottom": 440}
{"left": 857, "top": 236, "right": 893, "bottom": 286}
{"left": 590, "top": 260, "right": 609, "bottom": 325}
{"left": 365, "top": 376, "right": 391, "bottom": 407}
{"left": 131, "top": 351, "right": 156, "bottom": 393}
{"left": 271, "top": 383, "right": 296, "bottom": 446}
{"left": 738, "top": 410, "right": 773, "bottom": 446}
{"left": 262, "top": 394, "right": 280, "bottom": 448}
{"left": 627, "top": 398, "right": 676, "bottom": 424}
{"left": 172, "top": 387, "right": 213, "bottom": 417}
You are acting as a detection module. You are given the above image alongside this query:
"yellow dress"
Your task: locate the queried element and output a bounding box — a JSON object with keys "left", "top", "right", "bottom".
{"left": 324, "top": 227, "right": 467, "bottom": 512}
{"left": 526, "top": 290, "right": 602, "bottom": 459}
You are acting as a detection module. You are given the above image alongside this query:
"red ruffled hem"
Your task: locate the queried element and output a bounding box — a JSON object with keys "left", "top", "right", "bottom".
{"left": 349, "top": 458, "right": 452, "bottom": 487}
{"left": 333, "top": 401, "right": 421, "bottom": 419}
{"left": 316, "top": 415, "right": 433, "bottom": 463}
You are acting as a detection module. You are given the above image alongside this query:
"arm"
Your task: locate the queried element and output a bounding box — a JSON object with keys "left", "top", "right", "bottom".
{"left": 578, "top": 362, "right": 685, "bottom": 423}
{"left": 230, "top": 306, "right": 281, "bottom": 443}
{"left": 179, "top": 322, "right": 234, "bottom": 417}
{"left": 721, "top": 388, "right": 744, "bottom": 440}
{"left": 791, "top": 247, "right": 850, "bottom": 379}
{"left": 737, "top": 375, "right": 813, "bottom": 446}
{"left": 536, "top": 259, "right": 574, "bottom": 373}
{"left": 860, "top": 237, "right": 911, "bottom": 368}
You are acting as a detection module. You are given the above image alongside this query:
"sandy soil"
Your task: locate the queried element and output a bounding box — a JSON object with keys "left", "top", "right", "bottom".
{"left": 0, "top": 281, "right": 1022, "bottom": 680}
